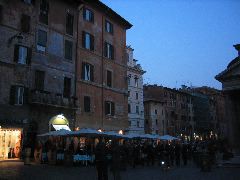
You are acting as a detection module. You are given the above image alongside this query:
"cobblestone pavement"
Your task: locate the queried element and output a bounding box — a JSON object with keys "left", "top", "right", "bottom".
{"left": 0, "top": 161, "right": 240, "bottom": 180}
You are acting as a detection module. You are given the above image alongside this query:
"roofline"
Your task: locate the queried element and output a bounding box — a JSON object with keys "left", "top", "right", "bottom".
{"left": 84, "top": 0, "right": 132, "bottom": 29}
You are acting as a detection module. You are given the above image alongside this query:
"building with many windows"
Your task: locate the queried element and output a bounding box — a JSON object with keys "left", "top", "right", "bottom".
{"left": 75, "top": 1, "right": 132, "bottom": 132}
{"left": 0, "top": 0, "right": 132, "bottom": 159}
{"left": 126, "top": 46, "right": 145, "bottom": 134}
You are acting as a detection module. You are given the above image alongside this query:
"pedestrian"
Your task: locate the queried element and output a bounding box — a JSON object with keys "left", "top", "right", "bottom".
{"left": 175, "top": 143, "right": 181, "bottom": 166}
{"left": 110, "top": 140, "right": 122, "bottom": 180}
{"left": 182, "top": 144, "right": 188, "bottom": 166}
{"left": 95, "top": 138, "right": 108, "bottom": 180}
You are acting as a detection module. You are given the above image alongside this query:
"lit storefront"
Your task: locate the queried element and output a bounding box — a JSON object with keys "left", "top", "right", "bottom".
{"left": 0, "top": 127, "right": 22, "bottom": 160}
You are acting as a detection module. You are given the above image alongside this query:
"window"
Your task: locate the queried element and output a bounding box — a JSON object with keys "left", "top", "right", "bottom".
{"left": 0, "top": 5, "right": 2, "bottom": 23}
{"left": 63, "top": 77, "right": 71, "bottom": 98}
{"left": 81, "top": 62, "right": 94, "bottom": 82}
{"left": 84, "top": 96, "right": 91, "bottom": 112}
{"left": 128, "top": 91, "right": 130, "bottom": 97}
{"left": 39, "top": 0, "right": 49, "bottom": 25}
{"left": 134, "top": 77, "right": 138, "bottom": 87}
{"left": 37, "top": 29, "right": 47, "bottom": 52}
{"left": 136, "top": 105, "right": 139, "bottom": 114}
{"left": 35, "top": 70, "right": 45, "bottom": 91}
{"left": 156, "top": 119, "right": 158, "bottom": 125}
{"left": 9, "top": 86, "right": 25, "bottom": 105}
{"left": 156, "top": 130, "right": 159, "bottom": 134}
{"left": 66, "top": 13, "right": 74, "bottom": 35}
{"left": 21, "top": 14, "right": 31, "bottom": 33}
{"left": 128, "top": 104, "right": 131, "bottom": 113}
{"left": 14, "top": 45, "right": 31, "bottom": 65}
{"left": 82, "top": 31, "right": 94, "bottom": 51}
{"left": 104, "top": 42, "right": 114, "bottom": 59}
{"left": 83, "top": 8, "right": 94, "bottom": 22}
{"left": 155, "top": 109, "right": 157, "bottom": 114}
{"left": 107, "top": 70, "right": 112, "bottom": 87}
{"left": 65, "top": 40, "right": 73, "bottom": 60}
{"left": 136, "top": 92, "right": 138, "bottom": 100}
{"left": 105, "top": 101, "right": 115, "bottom": 116}
{"left": 105, "top": 20, "right": 113, "bottom": 34}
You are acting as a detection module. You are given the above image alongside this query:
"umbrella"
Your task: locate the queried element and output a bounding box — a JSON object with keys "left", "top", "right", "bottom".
{"left": 37, "top": 129, "right": 71, "bottom": 137}
{"left": 103, "top": 131, "right": 124, "bottom": 138}
{"left": 159, "top": 135, "right": 180, "bottom": 141}
{"left": 69, "top": 128, "right": 103, "bottom": 137}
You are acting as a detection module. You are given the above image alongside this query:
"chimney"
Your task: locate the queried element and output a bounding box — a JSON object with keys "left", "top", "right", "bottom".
{"left": 233, "top": 44, "right": 240, "bottom": 57}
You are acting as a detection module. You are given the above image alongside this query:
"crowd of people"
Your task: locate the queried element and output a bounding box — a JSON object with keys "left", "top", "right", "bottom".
{"left": 33, "top": 137, "right": 232, "bottom": 180}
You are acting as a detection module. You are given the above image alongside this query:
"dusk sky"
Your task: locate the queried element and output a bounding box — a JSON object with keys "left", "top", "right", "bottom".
{"left": 101, "top": 0, "right": 240, "bottom": 89}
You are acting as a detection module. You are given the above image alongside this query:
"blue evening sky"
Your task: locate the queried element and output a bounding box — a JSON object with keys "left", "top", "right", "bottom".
{"left": 101, "top": 0, "right": 240, "bottom": 90}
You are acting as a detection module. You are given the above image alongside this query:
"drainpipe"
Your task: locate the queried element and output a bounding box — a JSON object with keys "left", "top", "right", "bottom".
{"left": 101, "top": 14, "right": 104, "bottom": 129}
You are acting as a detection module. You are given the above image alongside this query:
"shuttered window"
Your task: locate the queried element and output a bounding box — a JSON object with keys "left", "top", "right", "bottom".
{"left": 105, "top": 101, "right": 115, "bottom": 116}
{"left": 66, "top": 13, "right": 74, "bottom": 35}
{"left": 81, "top": 62, "right": 94, "bottom": 82}
{"left": 83, "top": 8, "right": 94, "bottom": 23}
{"left": 14, "top": 45, "right": 32, "bottom": 65}
{"left": 82, "top": 31, "right": 94, "bottom": 51}
{"left": 105, "top": 20, "right": 113, "bottom": 34}
{"left": 37, "top": 29, "right": 47, "bottom": 52}
{"left": 39, "top": 0, "right": 49, "bottom": 25}
{"left": 84, "top": 96, "right": 91, "bottom": 112}
{"left": 63, "top": 77, "right": 71, "bottom": 98}
{"left": 21, "top": 14, "right": 31, "bottom": 32}
{"left": 9, "top": 86, "right": 28, "bottom": 105}
{"left": 35, "top": 70, "right": 45, "bottom": 91}
{"left": 104, "top": 42, "right": 114, "bottom": 59}
{"left": 65, "top": 40, "right": 73, "bottom": 60}
{"left": 107, "top": 70, "right": 112, "bottom": 87}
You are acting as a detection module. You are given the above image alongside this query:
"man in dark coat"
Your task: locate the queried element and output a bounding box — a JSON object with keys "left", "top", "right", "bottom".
{"left": 95, "top": 138, "right": 108, "bottom": 180}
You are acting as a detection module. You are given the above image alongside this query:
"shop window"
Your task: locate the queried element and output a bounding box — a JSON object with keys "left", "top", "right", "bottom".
{"left": 14, "top": 45, "right": 31, "bottom": 65}
{"left": 9, "top": 86, "right": 27, "bottom": 105}
{"left": 63, "top": 77, "right": 71, "bottom": 98}
{"left": 84, "top": 96, "right": 91, "bottom": 112}
{"left": 35, "top": 70, "right": 45, "bottom": 91}
{"left": 65, "top": 40, "right": 73, "bottom": 60}
{"left": 83, "top": 8, "right": 94, "bottom": 22}
{"left": 105, "top": 20, "right": 113, "bottom": 34}
{"left": 39, "top": 0, "right": 49, "bottom": 25}
{"left": 104, "top": 42, "right": 114, "bottom": 59}
{"left": 66, "top": 13, "right": 74, "bottom": 36}
{"left": 37, "top": 29, "right": 47, "bottom": 52}
{"left": 107, "top": 70, "right": 112, "bottom": 87}
{"left": 105, "top": 101, "right": 115, "bottom": 116}
{"left": 82, "top": 31, "right": 94, "bottom": 51}
{"left": 81, "top": 62, "right": 94, "bottom": 82}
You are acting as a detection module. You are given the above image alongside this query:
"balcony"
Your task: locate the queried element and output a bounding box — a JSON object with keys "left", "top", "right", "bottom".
{"left": 29, "top": 90, "right": 77, "bottom": 109}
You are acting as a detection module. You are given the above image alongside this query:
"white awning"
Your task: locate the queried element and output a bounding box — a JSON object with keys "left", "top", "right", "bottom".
{"left": 52, "top": 125, "right": 71, "bottom": 131}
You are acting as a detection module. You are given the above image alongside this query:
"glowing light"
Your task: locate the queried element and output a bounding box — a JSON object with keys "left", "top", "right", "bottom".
{"left": 75, "top": 127, "right": 80, "bottom": 131}
{"left": 118, "top": 130, "right": 123, "bottom": 135}
{"left": 161, "top": 161, "right": 165, "bottom": 165}
{"left": 98, "top": 129, "right": 102, "bottom": 132}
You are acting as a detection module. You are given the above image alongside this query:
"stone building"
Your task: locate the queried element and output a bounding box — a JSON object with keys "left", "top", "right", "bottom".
{"left": 0, "top": 0, "right": 79, "bottom": 159}
{"left": 126, "top": 46, "right": 145, "bottom": 134}
{"left": 75, "top": 1, "right": 132, "bottom": 132}
{"left": 0, "top": 0, "right": 132, "bottom": 159}
{"left": 144, "top": 85, "right": 194, "bottom": 138}
{"left": 216, "top": 44, "right": 240, "bottom": 149}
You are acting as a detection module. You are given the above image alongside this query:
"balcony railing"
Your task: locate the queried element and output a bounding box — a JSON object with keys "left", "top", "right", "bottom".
{"left": 30, "top": 90, "right": 77, "bottom": 109}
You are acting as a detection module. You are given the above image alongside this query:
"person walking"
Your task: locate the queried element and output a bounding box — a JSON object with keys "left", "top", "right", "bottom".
{"left": 111, "top": 140, "right": 122, "bottom": 180}
{"left": 95, "top": 138, "right": 108, "bottom": 180}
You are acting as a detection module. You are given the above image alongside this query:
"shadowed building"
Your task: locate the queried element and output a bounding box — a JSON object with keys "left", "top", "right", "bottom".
{"left": 216, "top": 44, "right": 240, "bottom": 150}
